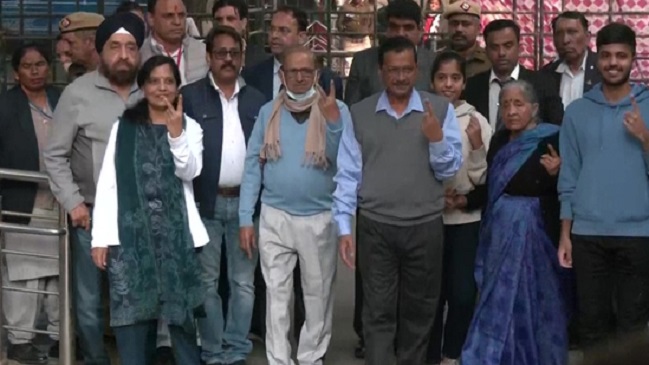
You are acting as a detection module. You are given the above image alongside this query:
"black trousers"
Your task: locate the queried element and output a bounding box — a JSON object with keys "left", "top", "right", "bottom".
{"left": 572, "top": 234, "right": 649, "bottom": 352}
{"left": 358, "top": 214, "right": 444, "bottom": 365}
{"left": 427, "top": 221, "right": 480, "bottom": 362}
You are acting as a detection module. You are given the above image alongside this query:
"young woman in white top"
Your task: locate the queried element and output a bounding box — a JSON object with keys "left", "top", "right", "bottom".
{"left": 426, "top": 50, "right": 492, "bottom": 365}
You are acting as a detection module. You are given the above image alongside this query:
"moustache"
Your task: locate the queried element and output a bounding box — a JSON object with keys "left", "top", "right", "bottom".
{"left": 604, "top": 67, "right": 624, "bottom": 72}
{"left": 452, "top": 33, "right": 467, "bottom": 39}
{"left": 220, "top": 63, "right": 236, "bottom": 70}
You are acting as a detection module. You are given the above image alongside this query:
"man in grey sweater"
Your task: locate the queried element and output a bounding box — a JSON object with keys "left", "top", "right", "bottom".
{"left": 44, "top": 13, "right": 144, "bottom": 365}
{"left": 333, "top": 36, "right": 463, "bottom": 365}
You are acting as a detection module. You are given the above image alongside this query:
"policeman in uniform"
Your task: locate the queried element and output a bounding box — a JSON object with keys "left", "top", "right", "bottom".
{"left": 438, "top": 0, "right": 490, "bottom": 78}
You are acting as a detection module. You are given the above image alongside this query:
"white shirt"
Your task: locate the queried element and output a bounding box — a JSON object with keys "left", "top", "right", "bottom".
{"left": 208, "top": 73, "right": 247, "bottom": 187}
{"left": 489, "top": 64, "right": 520, "bottom": 129}
{"left": 273, "top": 57, "right": 282, "bottom": 98}
{"left": 151, "top": 38, "right": 187, "bottom": 86}
{"left": 556, "top": 51, "right": 588, "bottom": 109}
{"left": 91, "top": 116, "right": 208, "bottom": 248}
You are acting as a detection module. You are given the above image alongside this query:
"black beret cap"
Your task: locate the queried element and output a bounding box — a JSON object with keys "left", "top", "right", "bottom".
{"left": 95, "top": 12, "right": 145, "bottom": 53}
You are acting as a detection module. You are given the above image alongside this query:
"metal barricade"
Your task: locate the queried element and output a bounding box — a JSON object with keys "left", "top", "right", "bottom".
{"left": 0, "top": 168, "right": 74, "bottom": 365}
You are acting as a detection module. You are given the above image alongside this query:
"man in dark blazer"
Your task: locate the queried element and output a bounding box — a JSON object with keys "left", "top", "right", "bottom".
{"left": 344, "top": 0, "right": 434, "bottom": 106}
{"left": 181, "top": 25, "right": 266, "bottom": 365}
{"left": 542, "top": 11, "right": 602, "bottom": 109}
{"left": 240, "top": 5, "right": 342, "bottom": 343}
{"left": 242, "top": 6, "right": 343, "bottom": 102}
{"left": 0, "top": 43, "right": 62, "bottom": 365}
{"left": 464, "top": 19, "right": 564, "bottom": 128}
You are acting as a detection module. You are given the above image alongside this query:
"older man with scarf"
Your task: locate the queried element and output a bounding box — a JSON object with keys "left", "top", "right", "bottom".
{"left": 238, "top": 45, "right": 349, "bottom": 365}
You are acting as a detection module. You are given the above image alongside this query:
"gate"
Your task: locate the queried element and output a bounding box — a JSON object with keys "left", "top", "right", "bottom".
{"left": 2, "top": 0, "right": 649, "bottom": 85}
{"left": 0, "top": 169, "right": 74, "bottom": 365}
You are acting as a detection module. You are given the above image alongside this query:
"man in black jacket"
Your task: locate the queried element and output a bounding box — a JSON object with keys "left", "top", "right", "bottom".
{"left": 181, "top": 25, "right": 266, "bottom": 365}
{"left": 542, "top": 11, "right": 602, "bottom": 109}
{"left": 464, "top": 19, "right": 564, "bottom": 129}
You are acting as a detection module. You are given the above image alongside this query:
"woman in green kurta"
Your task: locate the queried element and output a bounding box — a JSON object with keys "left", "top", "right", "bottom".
{"left": 91, "top": 55, "right": 208, "bottom": 365}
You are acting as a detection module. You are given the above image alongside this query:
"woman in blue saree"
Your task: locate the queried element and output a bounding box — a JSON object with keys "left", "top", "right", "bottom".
{"left": 461, "top": 80, "right": 568, "bottom": 365}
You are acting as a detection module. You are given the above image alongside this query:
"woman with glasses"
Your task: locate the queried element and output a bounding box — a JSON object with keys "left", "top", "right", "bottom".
{"left": 91, "top": 55, "right": 207, "bottom": 365}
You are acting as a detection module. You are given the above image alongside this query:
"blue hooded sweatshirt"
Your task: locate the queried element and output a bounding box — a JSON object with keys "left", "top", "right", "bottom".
{"left": 559, "top": 83, "right": 649, "bottom": 237}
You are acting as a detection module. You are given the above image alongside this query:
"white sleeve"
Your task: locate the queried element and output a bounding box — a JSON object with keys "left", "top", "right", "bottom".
{"left": 91, "top": 121, "right": 120, "bottom": 248}
{"left": 168, "top": 114, "right": 204, "bottom": 182}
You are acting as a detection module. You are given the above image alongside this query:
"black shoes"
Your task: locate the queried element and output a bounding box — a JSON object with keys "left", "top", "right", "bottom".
{"left": 155, "top": 346, "right": 176, "bottom": 365}
{"left": 354, "top": 338, "right": 365, "bottom": 359}
{"left": 8, "top": 343, "right": 48, "bottom": 364}
{"left": 48, "top": 340, "right": 84, "bottom": 360}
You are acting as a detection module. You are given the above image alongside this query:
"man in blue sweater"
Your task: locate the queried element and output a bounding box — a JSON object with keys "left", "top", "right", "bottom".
{"left": 238, "top": 45, "right": 348, "bottom": 365}
{"left": 558, "top": 22, "right": 649, "bottom": 356}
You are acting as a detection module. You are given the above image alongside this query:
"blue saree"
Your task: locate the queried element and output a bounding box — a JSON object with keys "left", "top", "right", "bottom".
{"left": 461, "top": 124, "right": 568, "bottom": 365}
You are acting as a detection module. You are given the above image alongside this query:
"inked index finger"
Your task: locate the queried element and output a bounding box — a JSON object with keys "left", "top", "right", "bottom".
{"left": 631, "top": 96, "right": 640, "bottom": 114}
{"left": 547, "top": 143, "right": 558, "bottom": 157}
{"left": 329, "top": 80, "right": 335, "bottom": 98}
{"left": 425, "top": 99, "right": 434, "bottom": 115}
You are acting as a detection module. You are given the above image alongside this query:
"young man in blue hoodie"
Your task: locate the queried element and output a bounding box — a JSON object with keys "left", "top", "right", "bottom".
{"left": 558, "top": 22, "right": 649, "bottom": 354}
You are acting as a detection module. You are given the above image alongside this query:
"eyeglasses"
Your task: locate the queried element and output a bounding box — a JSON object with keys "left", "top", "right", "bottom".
{"left": 212, "top": 49, "right": 242, "bottom": 60}
{"left": 282, "top": 68, "right": 316, "bottom": 79}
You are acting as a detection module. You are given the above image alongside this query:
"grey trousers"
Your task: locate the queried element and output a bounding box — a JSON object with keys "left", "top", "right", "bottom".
{"left": 259, "top": 204, "right": 337, "bottom": 365}
{"left": 2, "top": 266, "right": 59, "bottom": 344}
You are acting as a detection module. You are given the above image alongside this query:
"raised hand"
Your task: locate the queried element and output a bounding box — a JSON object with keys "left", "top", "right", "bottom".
{"left": 466, "top": 113, "right": 483, "bottom": 150}
{"left": 164, "top": 94, "right": 183, "bottom": 138}
{"left": 624, "top": 96, "right": 649, "bottom": 147}
{"left": 318, "top": 80, "right": 341, "bottom": 123}
{"left": 540, "top": 143, "right": 561, "bottom": 176}
{"left": 421, "top": 100, "right": 443, "bottom": 142}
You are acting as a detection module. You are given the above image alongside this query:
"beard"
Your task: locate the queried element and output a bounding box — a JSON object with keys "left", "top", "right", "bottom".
{"left": 101, "top": 59, "right": 138, "bottom": 87}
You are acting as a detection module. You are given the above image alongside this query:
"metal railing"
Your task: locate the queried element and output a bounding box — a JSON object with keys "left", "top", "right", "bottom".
{"left": 0, "top": 168, "right": 74, "bottom": 365}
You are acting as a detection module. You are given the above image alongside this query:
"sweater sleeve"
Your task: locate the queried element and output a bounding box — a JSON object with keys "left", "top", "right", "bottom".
{"left": 558, "top": 113, "right": 580, "bottom": 220}
{"left": 239, "top": 106, "right": 268, "bottom": 227}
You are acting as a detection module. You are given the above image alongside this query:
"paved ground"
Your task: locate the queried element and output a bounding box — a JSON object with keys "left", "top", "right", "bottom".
{"left": 13, "top": 257, "right": 582, "bottom": 365}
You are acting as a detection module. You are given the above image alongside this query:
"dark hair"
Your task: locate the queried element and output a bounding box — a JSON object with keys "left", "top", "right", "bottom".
{"left": 274, "top": 5, "right": 309, "bottom": 32}
{"left": 122, "top": 55, "right": 181, "bottom": 124}
{"left": 378, "top": 36, "right": 417, "bottom": 67}
{"left": 430, "top": 50, "right": 466, "bottom": 82}
{"left": 212, "top": 0, "right": 248, "bottom": 19}
{"left": 551, "top": 11, "right": 589, "bottom": 33}
{"left": 67, "top": 63, "right": 87, "bottom": 81}
{"left": 205, "top": 25, "right": 243, "bottom": 53}
{"left": 11, "top": 43, "right": 51, "bottom": 72}
{"left": 597, "top": 22, "right": 636, "bottom": 56}
{"left": 385, "top": 0, "right": 422, "bottom": 26}
{"left": 115, "top": 1, "right": 144, "bottom": 15}
{"left": 483, "top": 19, "right": 521, "bottom": 43}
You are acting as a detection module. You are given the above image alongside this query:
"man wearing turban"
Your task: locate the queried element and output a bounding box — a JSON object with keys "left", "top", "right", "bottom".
{"left": 44, "top": 12, "right": 145, "bottom": 365}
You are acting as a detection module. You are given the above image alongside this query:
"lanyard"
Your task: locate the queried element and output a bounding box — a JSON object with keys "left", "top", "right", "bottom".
{"left": 167, "top": 46, "right": 183, "bottom": 69}
{"left": 29, "top": 101, "right": 53, "bottom": 121}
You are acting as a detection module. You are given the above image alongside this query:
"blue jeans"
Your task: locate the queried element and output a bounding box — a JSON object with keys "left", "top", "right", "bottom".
{"left": 114, "top": 320, "right": 200, "bottom": 365}
{"left": 71, "top": 226, "right": 111, "bottom": 365}
{"left": 198, "top": 195, "right": 257, "bottom": 364}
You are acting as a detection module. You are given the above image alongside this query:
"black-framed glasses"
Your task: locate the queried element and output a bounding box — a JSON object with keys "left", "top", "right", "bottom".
{"left": 212, "top": 49, "right": 242, "bottom": 60}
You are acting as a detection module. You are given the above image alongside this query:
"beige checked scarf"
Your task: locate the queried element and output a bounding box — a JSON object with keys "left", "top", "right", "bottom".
{"left": 261, "top": 86, "right": 329, "bottom": 168}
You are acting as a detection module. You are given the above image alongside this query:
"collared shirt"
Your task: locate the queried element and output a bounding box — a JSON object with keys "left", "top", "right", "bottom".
{"left": 151, "top": 37, "right": 187, "bottom": 85}
{"left": 333, "top": 90, "right": 464, "bottom": 236}
{"left": 489, "top": 64, "right": 520, "bottom": 129}
{"left": 208, "top": 73, "right": 246, "bottom": 187}
{"left": 556, "top": 51, "right": 588, "bottom": 108}
{"left": 273, "top": 57, "right": 282, "bottom": 98}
